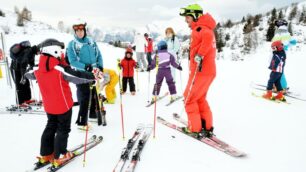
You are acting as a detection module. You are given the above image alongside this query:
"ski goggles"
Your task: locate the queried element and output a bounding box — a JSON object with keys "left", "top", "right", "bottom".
{"left": 179, "top": 8, "right": 203, "bottom": 16}
{"left": 73, "top": 24, "right": 86, "bottom": 31}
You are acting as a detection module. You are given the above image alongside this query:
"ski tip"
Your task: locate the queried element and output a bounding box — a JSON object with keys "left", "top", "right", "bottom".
{"left": 92, "top": 135, "right": 97, "bottom": 139}
{"left": 97, "top": 136, "right": 103, "bottom": 141}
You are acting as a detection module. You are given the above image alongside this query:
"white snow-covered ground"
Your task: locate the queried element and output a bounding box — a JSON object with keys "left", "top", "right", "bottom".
{"left": 0, "top": 33, "right": 306, "bottom": 172}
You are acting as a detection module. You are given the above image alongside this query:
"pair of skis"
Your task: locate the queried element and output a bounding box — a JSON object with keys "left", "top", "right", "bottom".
{"left": 26, "top": 135, "right": 103, "bottom": 172}
{"left": 157, "top": 114, "right": 246, "bottom": 157}
{"left": 0, "top": 105, "right": 45, "bottom": 115}
{"left": 145, "top": 92, "right": 183, "bottom": 107}
{"left": 113, "top": 125, "right": 152, "bottom": 172}
{"left": 251, "top": 82, "right": 305, "bottom": 102}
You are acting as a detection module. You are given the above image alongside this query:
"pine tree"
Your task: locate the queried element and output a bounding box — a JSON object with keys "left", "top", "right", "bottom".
{"left": 225, "top": 19, "right": 233, "bottom": 28}
{"left": 278, "top": 10, "right": 284, "bottom": 19}
{"left": 271, "top": 8, "right": 277, "bottom": 23}
{"left": 288, "top": 22, "right": 293, "bottom": 36}
{"left": 214, "top": 28, "right": 225, "bottom": 52}
{"left": 241, "top": 17, "right": 246, "bottom": 23}
{"left": 253, "top": 14, "right": 262, "bottom": 27}
{"left": 289, "top": 5, "right": 298, "bottom": 21}
{"left": 266, "top": 22, "right": 275, "bottom": 41}
{"left": 243, "top": 18, "right": 253, "bottom": 34}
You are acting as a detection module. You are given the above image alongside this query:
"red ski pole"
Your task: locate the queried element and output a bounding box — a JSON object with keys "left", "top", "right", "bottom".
{"left": 83, "top": 84, "right": 93, "bottom": 167}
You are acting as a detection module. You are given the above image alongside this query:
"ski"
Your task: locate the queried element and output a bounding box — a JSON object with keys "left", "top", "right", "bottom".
{"left": 0, "top": 106, "right": 45, "bottom": 115}
{"left": 251, "top": 92, "right": 290, "bottom": 104}
{"left": 157, "top": 116, "right": 246, "bottom": 157}
{"left": 165, "top": 96, "right": 183, "bottom": 106}
{"left": 251, "top": 82, "right": 305, "bottom": 101}
{"left": 145, "top": 92, "right": 169, "bottom": 107}
{"left": 125, "top": 127, "right": 153, "bottom": 172}
{"left": 25, "top": 135, "right": 97, "bottom": 172}
{"left": 47, "top": 135, "right": 103, "bottom": 172}
{"left": 113, "top": 125, "right": 144, "bottom": 172}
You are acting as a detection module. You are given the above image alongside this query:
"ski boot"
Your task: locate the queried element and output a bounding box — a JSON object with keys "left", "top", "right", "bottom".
{"left": 35, "top": 153, "right": 54, "bottom": 167}
{"left": 52, "top": 152, "right": 74, "bottom": 168}
{"left": 273, "top": 91, "right": 286, "bottom": 102}
{"left": 181, "top": 127, "right": 201, "bottom": 138}
{"left": 198, "top": 127, "right": 215, "bottom": 138}
{"left": 170, "top": 94, "right": 177, "bottom": 103}
{"left": 262, "top": 90, "right": 273, "bottom": 100}
{"left": 131, "top": 91, "right": 136, "bottom": 96}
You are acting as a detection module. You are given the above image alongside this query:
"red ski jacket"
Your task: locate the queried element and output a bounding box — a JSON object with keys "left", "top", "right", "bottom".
{"left": 25, "top": 54, "right": 94, "bottom": 114}
{"left": 189, "top": 14, "right": 217, "bottom": 76}
{"left": 145, "top": 38, "right": 153, "bottom": 53}
{"left": 120, "top": 57, "right": 136, "bottom": 77}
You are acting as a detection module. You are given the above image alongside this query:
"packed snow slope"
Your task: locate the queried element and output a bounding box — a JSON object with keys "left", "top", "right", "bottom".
{"left": 0, "top": 35, "right": 305, "bottom": 172}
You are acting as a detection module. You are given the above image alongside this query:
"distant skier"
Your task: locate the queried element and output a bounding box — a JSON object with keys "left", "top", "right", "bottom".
{"left": 67, "top": 20, "right": 103, "bottom": 129}
{"left": 119, "top": 48, "right": 137, "bottom": 95}
{"left": 134, "top": 32, "right": 147, "bottom": 72}
{"left": 165, "top": 27, "right": 180, "bottom": 83}
{"left": 263, "top": 40, "right": 286, "bottom": 101}
{"left": 9, "top": 41, "right": 38, "bottom": 106}
{"left": 147, "top": 40, "right": 182, "bottom": 103}
{"left": 272, "top": 19, "right": 297, "bottom": 93}
{"left": 144, "top": 33, "right": 153, "bottom": 66}
{"left": 25, "top": 39, "right": 95, "bottom": 168}
{"left": 179, "top": 4, "right": 217, "bottom": 137}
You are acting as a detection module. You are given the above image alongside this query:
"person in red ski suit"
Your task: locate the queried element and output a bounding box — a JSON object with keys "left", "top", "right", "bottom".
{"left": 180, "top": 4, "right": 217, "bottom": 137}
{"left": 25, "top": 39, "right": 95, "bottom": 167}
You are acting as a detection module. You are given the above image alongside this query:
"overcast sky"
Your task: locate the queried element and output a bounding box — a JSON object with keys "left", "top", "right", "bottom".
{"left": 1, "top": 0, "right": 304, "bottom": 29}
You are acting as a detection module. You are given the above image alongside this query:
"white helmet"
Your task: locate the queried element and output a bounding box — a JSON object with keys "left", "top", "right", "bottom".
{"left": 39, "top": 39, "right": 65, "bottom": 58}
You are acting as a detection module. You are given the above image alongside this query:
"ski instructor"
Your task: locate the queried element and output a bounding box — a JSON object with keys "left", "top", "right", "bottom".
{"left": 179, "top": 4, "right": 217, "bottom": 138}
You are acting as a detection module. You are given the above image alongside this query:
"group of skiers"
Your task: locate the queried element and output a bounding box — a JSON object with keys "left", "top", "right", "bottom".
{"left": 4, "top": 2, "right": 298, "bottom": 169}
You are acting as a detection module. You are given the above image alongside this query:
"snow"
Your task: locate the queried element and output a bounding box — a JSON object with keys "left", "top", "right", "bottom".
{"left": 1, "top": 3, "right": 306, "bottom": 172}
{"left": 0, "top": 32, "right": 306, "bottom": 171}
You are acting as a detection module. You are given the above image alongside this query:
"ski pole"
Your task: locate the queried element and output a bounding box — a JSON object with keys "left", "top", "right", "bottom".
{"left": 136, "top": 68, "right": 139, "bottom": 92}
{"left": 83, "top": 83, "right": 94, "bottom": 167}
{"left": 147, "top": 70, "right": 150, "bottom": 103}
{"left": 153, "top": 51, "right": 159, "bottom": 138}
{"left": 117, "top": 59, "right": 125, "bottom": 139}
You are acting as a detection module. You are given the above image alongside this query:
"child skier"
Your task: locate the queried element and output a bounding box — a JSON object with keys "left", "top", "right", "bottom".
{"left": 119, "top": 48, "right": 137, "bottom": 95}
{"left": 263, "top": 40, "right": 287, "bottom": 101}
{"left": 147, "top": 40, "right": 182, "bottom": 102}
{"left": 25, "top": 39, "right": 96, "bottom": 168}
{"left": 98, "top": 68, "right": 119, "bottom": 104}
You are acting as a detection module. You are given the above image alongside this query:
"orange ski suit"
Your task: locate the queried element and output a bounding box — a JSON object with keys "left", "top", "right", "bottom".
{"left": 183, "top": 13, "right": 217, "bottom": 132}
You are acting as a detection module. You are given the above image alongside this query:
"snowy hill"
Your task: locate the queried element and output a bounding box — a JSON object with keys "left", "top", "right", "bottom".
{"left": 215, "top": 1, "right": 306, "bottom": 61}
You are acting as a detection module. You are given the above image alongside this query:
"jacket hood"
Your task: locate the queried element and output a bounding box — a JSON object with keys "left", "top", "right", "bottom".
{"left": 38, "top": 54, "right": 60, "bottom": 72}
{"left": 191, "top": 13, "right": 216, "bottom": 30}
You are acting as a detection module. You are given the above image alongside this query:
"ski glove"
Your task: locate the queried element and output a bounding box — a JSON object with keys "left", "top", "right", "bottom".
{"left": 85, "top": 64, "right": 93, "bottom": 72}
{"left": 177, "top": 65, "right": 182, "bottom": 71}
{"left": 194, "top": 55, "right": 203, "bottom": 64}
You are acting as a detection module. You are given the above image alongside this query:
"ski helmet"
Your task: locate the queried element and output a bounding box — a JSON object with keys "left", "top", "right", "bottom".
{"left": 274, "top": 19, "right": 288, "bottom": 28}
{"left": 72, "top": 19, "right": 87, "bottom": 38}
{"left": 125, "top": 48, "right": 133, "bottom": 55}
{"left": 179, "top": 4, "right": 203, "bottom": 21}
{"left": 271, "top": 40, "right": 284, "bottom": 51}
{"left": 157, "top": 40, "right": 167, "bottom": 51}
{"left": 39, "top": 38, "right": 65, "bottom": 58}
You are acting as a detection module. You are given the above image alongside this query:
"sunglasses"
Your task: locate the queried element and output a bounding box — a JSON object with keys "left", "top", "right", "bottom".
{"left": 73, "top": 24, "right": 86, "bottom": 31}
